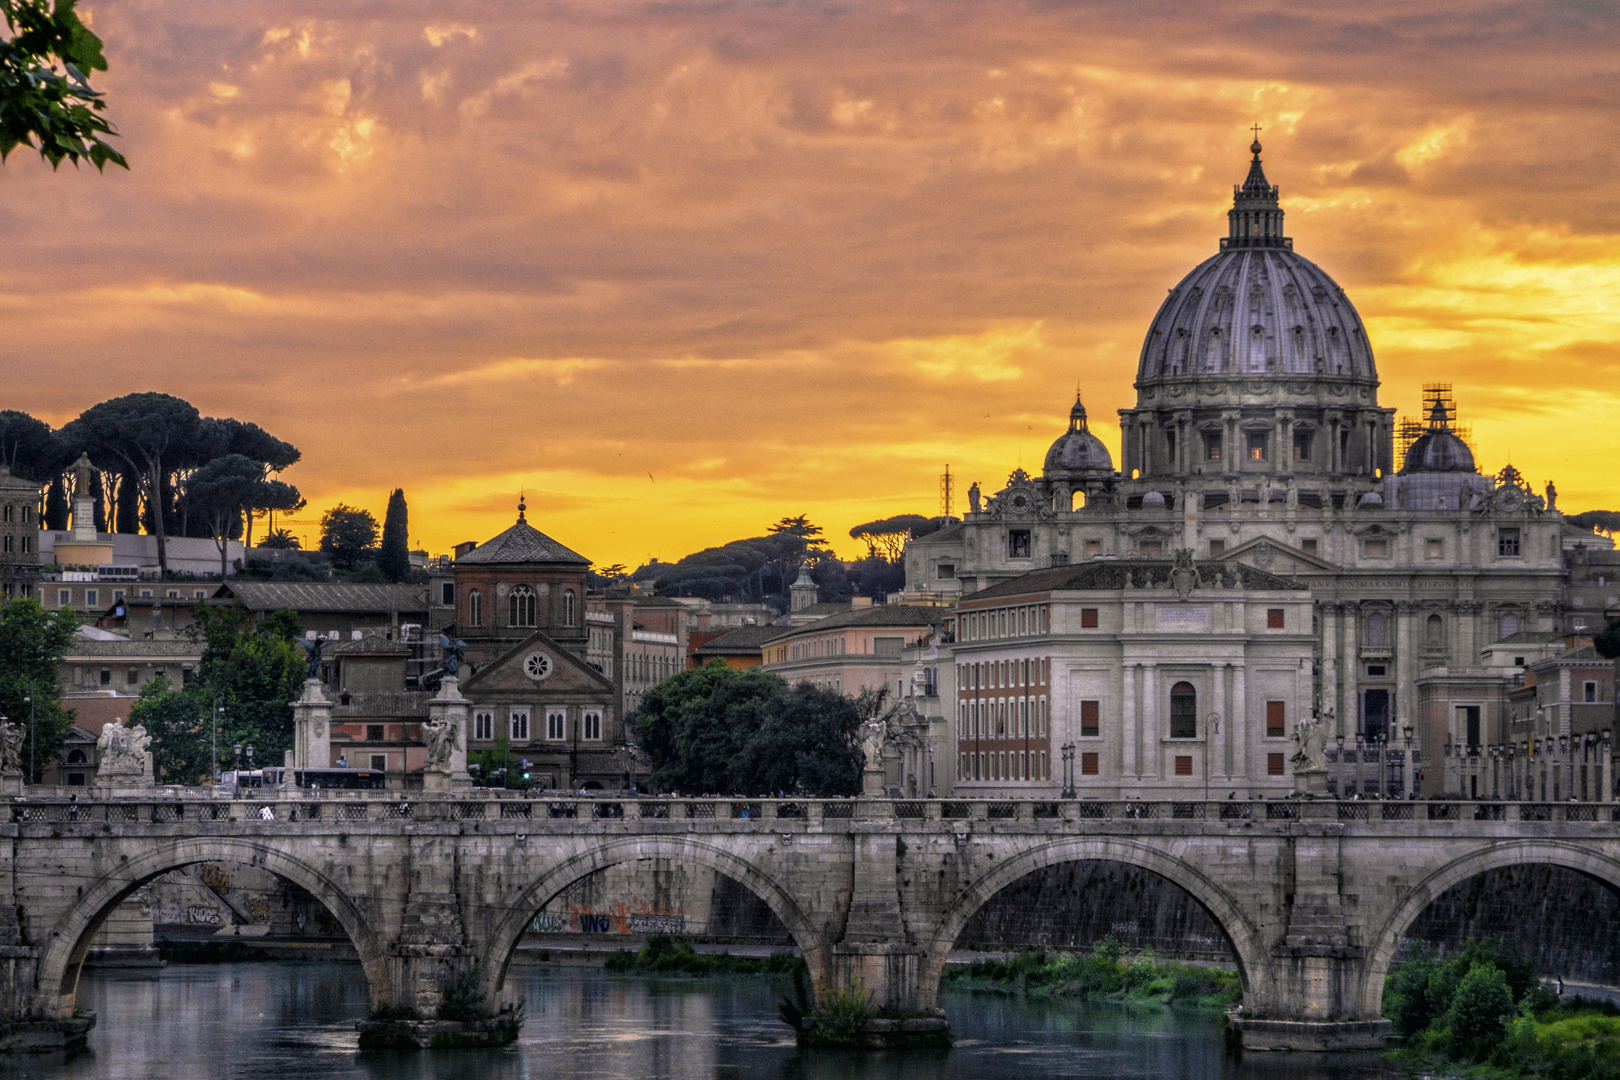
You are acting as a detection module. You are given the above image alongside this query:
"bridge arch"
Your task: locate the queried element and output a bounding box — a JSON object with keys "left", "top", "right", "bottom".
{"left": 36, "top": 837, "right": 387, "bottom": 1019}
{"left": 919, "top": 836, "right": 1266, "bottom": 1011}
{"left": 479, "top": 835, "right": 828, "bottom": 1007}
{"left": 1362, "top": 839, "right": 1620, "bottom": 1016}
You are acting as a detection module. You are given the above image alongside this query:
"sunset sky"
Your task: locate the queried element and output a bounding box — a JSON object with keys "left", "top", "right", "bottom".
{"left": 4, "top": 1, "right": 1619, "bottom": 567}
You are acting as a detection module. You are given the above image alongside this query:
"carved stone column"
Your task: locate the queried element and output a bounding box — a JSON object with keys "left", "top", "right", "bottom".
{"left": 291, "top": 678, "right": 332, "bottom": 771}
{"left": 1395, "top": 601, "right": 1418, "bottom": 735}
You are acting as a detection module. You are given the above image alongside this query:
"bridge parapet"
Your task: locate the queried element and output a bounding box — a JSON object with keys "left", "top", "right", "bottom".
{"left": 2, "top": 792, "right": 1618, "bottom": 1051}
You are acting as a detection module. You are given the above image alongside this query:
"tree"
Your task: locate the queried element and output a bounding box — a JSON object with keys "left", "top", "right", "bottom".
{"left": 42, "top": 474, "right": 66, "bottom": 528}
{"left": 1444, "top": 961, "right": 1513, "bottom": 1056}
{"left": 68, "top": 393, "right": 202, "bottom": 573}
{"left": 1569, "top": 510, "right": 1620, "bottom": 538}
{"left": 250, "top": 479, "right": 304, "bottom": 547}
{"left": 129, "top": 674, "right": 209, "bottom": 784}
{"left": 1597, "top": 619, "right": 1620, "bottom": 660}
{"left": 0, "top": 598, "right": 77, "bottom": 782}
{"left": 186, "top": 453, "right": 261, "bottom": 580}
{"left": 379, "top": 488, "right": 410, "bottom": 582}
{"left": 0, "top": 0, "right": 125, "bottom": 169}
{"left": 260, "top": 528, "right": 300, "bottom": 550}
{"left": 849, "top": 514, "right": 933, "bottom": 562}
{"left": 636, "top": 663, "right": 864, "bottom": 796}
{"left": 190, "top": 603, "right": 304, "bottom": 769}
{"left": 769, "top": 514, "right": 828, "bottom": 547}
{"left": 113, "top": 467, "right": 137, "bottom": 533}
{"left": 89, "top": 468, "right": 104, "bottom": 530}
{"left": 319, "top": 504, "right": 378, "bottom": 570}
{"left": 0, "top": 409, "right": 63, "bottom": 480}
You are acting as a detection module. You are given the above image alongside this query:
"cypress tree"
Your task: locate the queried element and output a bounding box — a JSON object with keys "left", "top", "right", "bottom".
{"left": 379, "top": 488, "right": 410, "bottom": 582}
{"left": 43, "top": 476, "right": 68, "bottom": 530}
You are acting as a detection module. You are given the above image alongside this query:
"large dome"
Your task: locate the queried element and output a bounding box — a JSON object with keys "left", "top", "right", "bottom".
{"left": 1135, "top": 142, "right": 1376, "bottom": 388}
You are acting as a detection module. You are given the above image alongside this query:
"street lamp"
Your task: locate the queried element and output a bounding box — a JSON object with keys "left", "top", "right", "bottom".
{"left": 1060, "top": 742, "right": 1076, "bottom": 799}
{"left": 212, "top": 693, "right": 223, "bottom": 782}
{"left": 23, "top": 687, "right": 34, "bottom": 785}
{"left": 245, "top": 744, "right": 254, "bottom": 769}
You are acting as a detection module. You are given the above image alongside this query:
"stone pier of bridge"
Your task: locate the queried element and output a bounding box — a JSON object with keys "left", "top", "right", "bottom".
{"left": 2, "top": 791, "right": 1619, "bottom": 1050}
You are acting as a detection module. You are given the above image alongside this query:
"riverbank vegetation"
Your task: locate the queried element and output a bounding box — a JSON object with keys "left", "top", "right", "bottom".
{"left": 603, "top": 934, "right": 806, "bottom": 977}
{"left": 1385, "top": 936, "right": 1620, "bottom": 1079}
{"left": 941, "top": 939, "right": 1241, "bottom": 1009}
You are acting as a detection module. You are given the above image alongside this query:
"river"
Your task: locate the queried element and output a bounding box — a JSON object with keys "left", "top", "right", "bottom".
{"left": 0, "top": 962, "right": 1403, "bottom": 1080}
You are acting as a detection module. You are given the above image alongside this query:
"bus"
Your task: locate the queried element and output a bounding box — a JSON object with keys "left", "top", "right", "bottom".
{"left": 231, "top": 768, "right": 386, "bottom": 791}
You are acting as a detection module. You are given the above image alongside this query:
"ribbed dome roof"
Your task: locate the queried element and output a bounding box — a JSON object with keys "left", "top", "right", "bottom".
{"left": 1401, "top": 397, "right": 1476, "bottom": 474}
{"left": 1402, "top": 431, "right": 1475, "bottom": 473}
{"left": 1043, "top": 394, "right": 1113, "bottom": 475}
{"left": 1136, "top": 141, "right": 1376, "bottom": 387}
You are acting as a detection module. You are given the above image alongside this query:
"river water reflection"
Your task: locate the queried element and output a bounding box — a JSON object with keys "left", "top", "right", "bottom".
{"left": 0, "top": 962, "right": 1403, "bottom": 1080}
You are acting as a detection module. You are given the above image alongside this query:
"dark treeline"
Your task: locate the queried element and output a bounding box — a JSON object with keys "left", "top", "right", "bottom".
{"left": 1, "top": 393, "right": 304, "bottom": 575}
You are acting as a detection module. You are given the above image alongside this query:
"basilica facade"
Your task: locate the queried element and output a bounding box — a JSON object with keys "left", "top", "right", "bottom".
{"left": 905, "top": 139, "right": 1591, "bottom": 799}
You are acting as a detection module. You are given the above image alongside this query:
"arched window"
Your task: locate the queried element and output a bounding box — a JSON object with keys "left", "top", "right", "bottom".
{"left": 562, "top": 589, "right": 576, "bottom": 626}
{"left": 466, "top": 590, "right": 482, "bottom": 627}
{"left": 1170, "top": 682, "right": 1197, "bottom": 739}
{"left": 509, "top": 585, "right": 536, "bottom": 627}
{"left": 67, "top": 749, "right": 86, "bottom": 764}
{"left": 1426, "top": 613, "right": 1444, "bottom": 648}
{"left": 1366, "top": 611, "right": 1387, "bottom": 647}
{"left": 1499, "top": 611, "right": 1519, "bottom": 638}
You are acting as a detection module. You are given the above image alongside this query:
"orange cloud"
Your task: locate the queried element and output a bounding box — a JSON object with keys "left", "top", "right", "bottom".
{"left": 2, "top": 0, "right": 1618, "bottom": 566}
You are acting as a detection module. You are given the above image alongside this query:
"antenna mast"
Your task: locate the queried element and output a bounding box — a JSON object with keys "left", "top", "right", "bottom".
{"left": 940, "top": 464, "right": 955, "bottom": 519}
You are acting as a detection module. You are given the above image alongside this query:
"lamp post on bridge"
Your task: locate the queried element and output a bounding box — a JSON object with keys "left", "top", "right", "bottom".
{"left": 1060, "top": 742, "right": 1075, "bottom": 799}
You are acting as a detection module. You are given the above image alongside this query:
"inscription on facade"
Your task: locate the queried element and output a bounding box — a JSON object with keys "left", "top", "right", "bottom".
{"left": 1156, "top": 607, "right": 1210, "bottom": 630}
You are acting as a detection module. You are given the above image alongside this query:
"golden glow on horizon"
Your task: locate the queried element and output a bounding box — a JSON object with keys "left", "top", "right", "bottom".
{"left": 5, "top": 1, "right": 1620, "bottom": 569}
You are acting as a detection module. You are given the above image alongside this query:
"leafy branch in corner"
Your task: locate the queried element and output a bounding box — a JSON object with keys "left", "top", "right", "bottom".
{"left": 1, "top": 0, "right": 126, "bottom": 169}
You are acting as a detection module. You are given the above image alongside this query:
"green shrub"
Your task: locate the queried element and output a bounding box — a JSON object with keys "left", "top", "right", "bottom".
{"left": 435, "top": 968, "right": 491, "bottom": 1022}
{"left": 809, "top": 990, "right": 877, "bottom": 1046}
{"left": 1445, "top": 961, "right": 1514, "bottom": 1057}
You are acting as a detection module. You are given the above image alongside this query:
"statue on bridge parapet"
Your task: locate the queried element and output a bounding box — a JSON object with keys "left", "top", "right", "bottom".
{"left": 1292, "top": 710, "right": 1329, "bottom": 794}
{"left": 0, "top": 721, "right": 22, "bottom": 794}
{"left": 422, "top": 716, "right": 459, "bottom": 771}
{"left": 95, "top": 718, "right": 154, "bottom": 790}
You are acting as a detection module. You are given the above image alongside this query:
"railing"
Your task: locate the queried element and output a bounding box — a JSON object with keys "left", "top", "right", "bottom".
{"left": 7, "top": 793, "right": 1620, "bottom": 829}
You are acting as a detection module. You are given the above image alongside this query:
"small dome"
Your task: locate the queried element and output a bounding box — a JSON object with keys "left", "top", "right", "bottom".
{"left": 1358, "top": 492, "right": 1383, "bottom": 507}
{"left": 1141, "top": 491, "right": 1166, "bottom": 506}
{"left": 1043, "top": 394, "right": 1114, "bottom": 476}
{"left": 1402, "top": 431, "right": 1475, "bottom": 473}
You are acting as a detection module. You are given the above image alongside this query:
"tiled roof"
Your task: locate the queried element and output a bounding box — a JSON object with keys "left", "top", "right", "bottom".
{"left": 692, "top": 624, "right": 779, "bottom": 654}
{"left": 456, "top": 517, "right": 589, "bottom": 566}
{"left": 61, "top": 638, "right": 202, "bottom": 659}
{"left": 215, "top": 582, "right": 428, "bottom": 615}
{"left": 775, "top": 605, "right": 944, "bottom": 638}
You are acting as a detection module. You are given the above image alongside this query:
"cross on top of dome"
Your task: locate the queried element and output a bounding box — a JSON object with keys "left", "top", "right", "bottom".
{"left": 1225, "top": 131, "right": 1289, "bottom": 250}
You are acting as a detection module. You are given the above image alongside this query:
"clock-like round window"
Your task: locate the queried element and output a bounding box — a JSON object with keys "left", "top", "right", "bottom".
{"left": 1010, "top": 492, "right": 1031, "bottom": 513}
{"left": 524, "top": 652, "right": 553, "bottom": 681}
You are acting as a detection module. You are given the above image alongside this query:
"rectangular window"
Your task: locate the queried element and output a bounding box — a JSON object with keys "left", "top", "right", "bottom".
{"left": 583, "top": 710, "right": 602, "bottom": 741}
{"left": 1498, "top": 528, "right": 1521, "bottom": 557}
{"left": 1081, "top": 607, "right": 1099, "bottom": 628}
{"left": 1209, "top": 539, "right": 1225, "bottom": 556}
{"left": 1267, "top": 608, "right": 1285, "bottom": 629}
{"left": 366, "top": 725, "right": 385, "bottom": 742}
{"left": 1081, "top": 751, "right": 1098, "bottom": 775}
{"left": 1140, "top": 540, "right": 1164, "bottom": 556}
{"left": 126, "top": 669, "right": 139, "bottom": 686}
{"left": 1008, "top": 529, "right": 1031, "bottom": 559}
{"left": 1364, "top": 539, "right": 1389, "bottom": 558}
{"left": 99, "top": 668, "right": 110, "bottom": 685}
{"left": 1081, "top": 700, "right": 1100, "bottom": 737}
{"left": 113, "top": 589, "right": 125, "bottom": 603}
{"left": 1205, "top": 434, "right": 1222, "bottom": 461}
{"left": 1175, "top": 755, "right": 1193, "bottom": 777}
{"left": 1041, "top": 751, "right": 1048, "bottom": 780}
{"left": 1458, "top": 705, "right": 1481, "bottom": 747}
{"left": 1293, "top": 430, "right": 1313, "bottom": 461}
{"left": 58, "top": 589, "right": 70, "bottom": 606}
{"left": 510, "top": 710, "right": 531, "bottom": 741}
{"left": 85, "top": 589, "right": 97, "bottom": 606}
{"left": 545, "top": 709, "right": 565, "bottom": 741}
{"left": 1267, "top": 753, "right": 1285, "bottom": 776}
{"left": 474, "top": 711, "right": 494, "bottom": 741}
{"left": 937, "top": 562, "right": 955, "bottom": 580}
{"left": 1266, "top": 700, "right": 1285, "bottom": 737}
{"left": 441, "top": 582, "right": 455, "bottom": 606}
{"left": 1426, "top": 538, "right": 1444, "bottom": 559}
{"left": 1301, "top": 539, "right": 1317, "bottom": 556}
{"left": 1247, "top": 433, "right": 1268, "bottom": 461}
{"left": 1585, "top": 682, "right": 1599, "bottom": 703}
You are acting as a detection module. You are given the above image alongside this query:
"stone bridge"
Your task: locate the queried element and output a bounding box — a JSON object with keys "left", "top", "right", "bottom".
{"left": 4, "top": 791, "right": 1620, "bottom": 1050}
